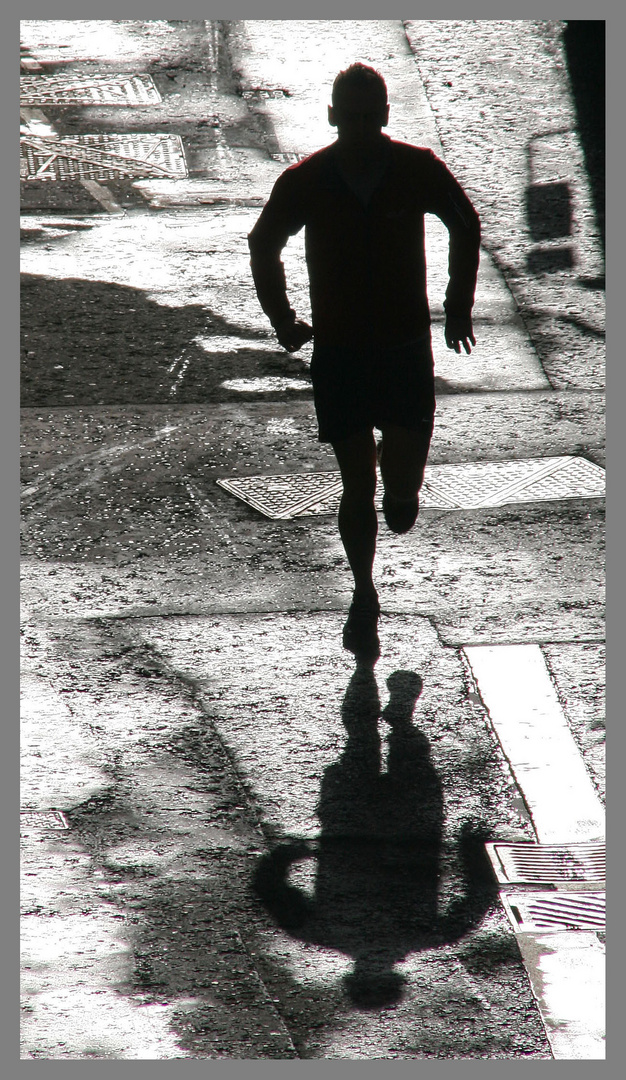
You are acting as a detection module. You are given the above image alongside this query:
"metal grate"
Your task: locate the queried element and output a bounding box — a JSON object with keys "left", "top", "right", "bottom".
{"left": 218, "top": 472, "right": 344, "bottom": 520}
{"left": 422, "top": 456, "right": 605, "bottom": 510}
{"left": 241, "top": 87, "right": 292, "bottom": 100}
{"left": 20, "top": 810, "right": 69, "bottom": 830}
{"left": 486, "top": 841, "right": 605, "bottom": 885}
{"left": 21, "top": 133, "right": 187, "bottom": 181}
{"left": 216, "top": 456, "right": 605, "bottom": 520}
{"left": 501, "top": 890, "right": 605, "bottom": 933}
{"left": 20, "top": 73, "right": 162, "bottom": 106}
{"left": 271, "top": 152, "right": 307, "bottom": 164}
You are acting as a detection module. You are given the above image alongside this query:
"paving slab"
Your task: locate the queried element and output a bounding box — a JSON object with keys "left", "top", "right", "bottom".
{"left": 229, "top": 19, "right": 442, "bottom": 157}
{"left": 20, "top": 394, "right": 605, "bottom": 481}
{"left": 20, "top": 611, "right": 553, "bottom": 1058}
{"left": 20, "top": 617, "right": 297, "bottom": 1059}
{"left": 20, "top": 399, "right": 604, "bottom": 642}
{"left": 464, "top": 645, "right": 604, "bottom": 843}
{"left": 541, "top": 642, "right": 605, "bottom": 804}
{"left": 404, "top": 19, "right": 604, "bottom": 392}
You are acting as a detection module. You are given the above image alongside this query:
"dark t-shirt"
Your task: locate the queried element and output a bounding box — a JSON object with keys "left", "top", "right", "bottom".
{"left": 248, "top": 136, "right": 481, "bottom": 349}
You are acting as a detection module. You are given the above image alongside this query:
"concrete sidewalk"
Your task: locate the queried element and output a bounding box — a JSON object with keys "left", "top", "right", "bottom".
{"left": 20, "top": 19, "right": 604, "bottom": 1060}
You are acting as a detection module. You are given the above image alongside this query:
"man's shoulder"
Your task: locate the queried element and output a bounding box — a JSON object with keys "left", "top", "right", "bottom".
{"left": 280, "top": 144, "right": 335, "bottom": 180}
{"left": 389, "top": 139, "right": 439, "bottom": 167}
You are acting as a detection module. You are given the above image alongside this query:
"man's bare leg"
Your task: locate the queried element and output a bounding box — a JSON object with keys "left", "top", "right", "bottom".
{"left": 331, "top": 429, "right": 379, "bottom": 600}
{"left": 378, "top": 422, "right": 432, "bottom": 532}
{"left": 331, "top": 430, "right": 380, "bottom": 655}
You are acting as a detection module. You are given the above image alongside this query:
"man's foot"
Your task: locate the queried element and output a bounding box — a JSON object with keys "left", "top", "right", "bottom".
{"left": 342, "top": 592, "right": 381, "bottom": 658}
{"left": 382, "top": 491, "right": 419, "bottom": 534}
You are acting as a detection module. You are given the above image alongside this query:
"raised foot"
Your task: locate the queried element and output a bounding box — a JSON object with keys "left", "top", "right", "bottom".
{"left": 382, "top": 492, "right": 419, "bottom": 534}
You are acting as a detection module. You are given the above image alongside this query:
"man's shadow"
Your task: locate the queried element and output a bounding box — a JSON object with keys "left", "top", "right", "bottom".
{"left": 253, "top": 664, "right": 497, "bottom": 1009}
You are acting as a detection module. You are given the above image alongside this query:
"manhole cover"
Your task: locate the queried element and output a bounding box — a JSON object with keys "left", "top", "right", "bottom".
{"left": 216, "top": 456, "right": 605, "bottom": 520}
{"left": 20, "top": 810, "right": 69, "bottom": 830}
{"left": 486, "top": 841, "right": 605, "bottom": 885}
{"left": 501, "top": 890, "right": 605, "bottom": 933}
{"left": 21, "top": 133, "right": 188, "bottom": 181}
{"left": 20, "top": 73, "right": 162, "bottom": 106}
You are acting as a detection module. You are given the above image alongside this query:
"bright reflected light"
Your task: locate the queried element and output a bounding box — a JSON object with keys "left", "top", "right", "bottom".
{"left": 221, "top": 377, "right": 310, "bottom": 392}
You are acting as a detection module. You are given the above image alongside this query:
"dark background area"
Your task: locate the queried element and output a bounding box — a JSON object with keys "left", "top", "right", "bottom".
{"left": 563, "top": 20, "right": 605, "bottom": 255}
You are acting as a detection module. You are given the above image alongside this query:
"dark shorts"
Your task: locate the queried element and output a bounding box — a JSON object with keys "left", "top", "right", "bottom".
{"left": 310, "top": 333, "right": 436, "bottom": 443}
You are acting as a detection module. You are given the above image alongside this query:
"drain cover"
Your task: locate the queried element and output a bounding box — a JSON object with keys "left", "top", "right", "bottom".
{"left": 418, "top": 456, "right": 604, "bottom": 510}
{"left": 501, "top": 890, "right": 605, "bottom": 933}
{"left": 218, "top": 472, "right": 344, "bottom": 519}
{"left": 21, "top": 133, "right": 188, "bottom": 181}
{"left": 20, "top": 73, "right": 161, "bottom": 106}
{"left": 216, "top": 456, "right": 605, "bottom": 520}
{"left": 486, "top": 841, "right": 605, "bottom": 885}
{"left": 20, "top": 810, "right": 69, "bottom": 830}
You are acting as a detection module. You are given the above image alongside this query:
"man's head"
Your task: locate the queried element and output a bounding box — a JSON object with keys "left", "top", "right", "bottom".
{"left": 328, "top": 63, "right": 389, "bottom": 148}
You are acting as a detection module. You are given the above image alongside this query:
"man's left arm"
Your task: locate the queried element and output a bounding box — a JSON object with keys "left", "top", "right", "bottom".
{"left": 425, "top": 153, "right": 481, "bottom": 354}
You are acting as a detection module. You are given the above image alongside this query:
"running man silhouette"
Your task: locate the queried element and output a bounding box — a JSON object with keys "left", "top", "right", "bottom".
{"left": 248, "top": 64, "right": 480, "bottom": 656}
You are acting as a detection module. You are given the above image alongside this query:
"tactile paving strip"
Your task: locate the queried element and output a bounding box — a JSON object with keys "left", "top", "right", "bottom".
{"left": 216, "top": 456, "right": 605, "bottom": 520}
{"left": 20, "top": 810, "right": 69, "bottom": 830}
{"left": 20, "top": 73, "right": 162, "bottom": 106}
{"left": 20, "top": 133, "right": 188, "bottom": 180}
{"left": 486, "top": 841, "right": 605, "bottom": 885}
{"left": 501, "top": 890, "right": 605, "bottom": 933}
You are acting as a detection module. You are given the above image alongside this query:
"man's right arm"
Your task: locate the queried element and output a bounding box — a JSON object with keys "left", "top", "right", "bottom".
{"left": 247, "top": 172, "right": 312, "bottom": 351}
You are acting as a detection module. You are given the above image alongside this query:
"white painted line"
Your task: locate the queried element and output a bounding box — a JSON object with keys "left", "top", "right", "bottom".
{"left": 463, "top": 645, "right": 604, "bottom": 843}
{"left": 515, "top": 931, "right": 605, "bottom": 1060}
{"left": 464, "top": 644, "right": 605, "bottom": 1058}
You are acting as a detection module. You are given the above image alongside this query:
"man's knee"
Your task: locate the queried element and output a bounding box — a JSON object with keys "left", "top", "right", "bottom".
{"left": 332, "top": 431, "right": 378, "bottom": 503}
{"left": 341, "top": 467, "right": 377, "bottom": 504}
{"left": 379, "top": 424, "right": 431, "bottom": 499}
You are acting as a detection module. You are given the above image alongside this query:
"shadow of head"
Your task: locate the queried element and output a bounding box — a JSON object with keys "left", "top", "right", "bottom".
{"left": 340, "top": 665, "right": 424, "bottom": 730}
{"left": 382, "top": 670, "right": 423, "bottom": 726}
{"left": 343, "top": 962, "right": 407, "bottom": 1009}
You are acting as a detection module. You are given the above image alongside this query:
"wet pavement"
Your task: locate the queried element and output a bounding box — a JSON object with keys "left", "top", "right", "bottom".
{"left": 20, "top": 20, "right": 605, "bottom": 1060}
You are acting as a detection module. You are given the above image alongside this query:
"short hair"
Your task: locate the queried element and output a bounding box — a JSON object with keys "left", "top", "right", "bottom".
{"left": 331, "top": 63, "right": 388, "bottom": 108}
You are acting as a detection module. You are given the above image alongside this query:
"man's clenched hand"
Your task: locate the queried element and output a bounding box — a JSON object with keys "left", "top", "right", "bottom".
{"left": 445, "top": 315, "right": 476, "bottom": 354}
{"left": 274, "top": 315, "right": 314, "bottom": 353}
